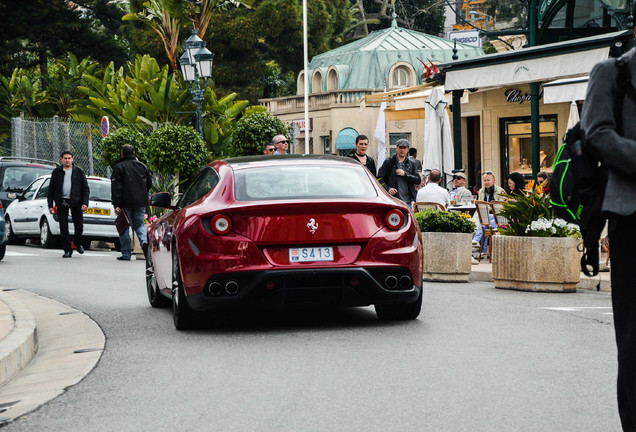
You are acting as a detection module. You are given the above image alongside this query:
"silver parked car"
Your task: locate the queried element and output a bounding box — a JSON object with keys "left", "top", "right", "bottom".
{"left": 5, "top": 175, "right": 120, "bottom": 250}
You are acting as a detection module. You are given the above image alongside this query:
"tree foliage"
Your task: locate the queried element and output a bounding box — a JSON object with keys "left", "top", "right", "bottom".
{"left": 146, "top": 124, "right": 209, "bottom": 178}
{"left": 229, "top": 111, "right": 291, "bottom": 157}
{"left": 349, "top": 0, "right": 445, "bottom": 38}
{"left": 101, "top": 128, "right": 149, "bottom": 169}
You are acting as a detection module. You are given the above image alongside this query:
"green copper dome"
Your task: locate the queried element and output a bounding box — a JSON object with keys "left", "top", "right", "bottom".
{"left": 307, "top": 23, "right": 484, "bottom": 91}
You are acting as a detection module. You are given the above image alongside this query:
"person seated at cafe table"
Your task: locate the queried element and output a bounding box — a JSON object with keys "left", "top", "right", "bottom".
{"left": 473, "top": 170, "right": 503, "bottom": 253}
{"left": 506, "top": 172, "right": 527, "bottom": 197}
{"left": 448, "top": 171, "right": 473, "bottom": 205}
{"left": 415, "top": 169, "right": 450, "bottom": 209}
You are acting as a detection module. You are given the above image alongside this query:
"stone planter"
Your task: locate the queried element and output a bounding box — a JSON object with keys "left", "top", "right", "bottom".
{"left": 492, "top": 236, "right": 582, "bottom": 292}
{"left": 421, "top": 232, "right": 472, "bottom": 282}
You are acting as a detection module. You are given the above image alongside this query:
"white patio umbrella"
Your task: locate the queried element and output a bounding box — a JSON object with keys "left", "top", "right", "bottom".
{"left": 567, "top": 100, "right": 580, "bottom": 130}
{"left": 422, "top": 87, "right": 454, "bottom": 184}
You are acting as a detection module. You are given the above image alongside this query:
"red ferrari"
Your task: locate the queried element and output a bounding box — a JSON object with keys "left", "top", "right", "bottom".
{"left": 146, "top": 155, "right": 423, "bottom": 329}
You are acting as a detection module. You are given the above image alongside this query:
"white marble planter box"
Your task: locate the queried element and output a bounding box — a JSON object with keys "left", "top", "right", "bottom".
{"left": 492, "top": 235, "right": 582, "bottom": 292}
{"left": 421, "top": 232, "right": 472, "bottom": 282}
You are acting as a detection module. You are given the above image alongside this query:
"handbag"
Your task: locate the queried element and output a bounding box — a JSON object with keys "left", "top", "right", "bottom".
{"left": 115, "top": 209, "right": 131, "bottom": 235}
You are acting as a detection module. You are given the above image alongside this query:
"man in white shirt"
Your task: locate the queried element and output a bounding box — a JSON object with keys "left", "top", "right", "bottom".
{"left": 448, "top": 172, "right": 473, "bottom": 205}
{"left": 415, "top": 169, "right": 450, "bottom": 208}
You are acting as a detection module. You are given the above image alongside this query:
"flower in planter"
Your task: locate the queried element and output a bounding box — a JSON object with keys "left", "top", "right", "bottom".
{"left": 497, "top": 189, "right": 580, "bottom": 238}
{"left": 415, "top": 209, "right": 476, "bottom": 233}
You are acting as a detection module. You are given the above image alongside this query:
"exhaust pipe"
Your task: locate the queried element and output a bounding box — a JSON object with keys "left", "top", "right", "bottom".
{"left": 385, "top": 275, "right": 398, "bottom": 289}
{"left": 399, "top": 275, "right": 412, "bottom": 289}
{"left": 207, "top": 281, "right": 223, "bottom": 296}
{"left": 225, "top": 281, "right": 239, "bottom": 295}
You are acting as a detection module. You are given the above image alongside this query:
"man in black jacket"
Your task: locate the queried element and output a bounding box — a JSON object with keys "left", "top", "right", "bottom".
{"left": 377, "top": 139, "right": 420, "bottom": 205}
{"left": 111, "top": 145, "right": 152, "bottom": 261}
{"left": 47, "top": 150, "right": 89, "bottom": 258}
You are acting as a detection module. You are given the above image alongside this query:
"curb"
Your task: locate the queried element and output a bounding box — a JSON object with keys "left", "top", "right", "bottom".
{"left": 0, "top": 290, "right": 37, "bottom": 389}
{"left": 469, "top": 267, "right": 611, "bottom": 292}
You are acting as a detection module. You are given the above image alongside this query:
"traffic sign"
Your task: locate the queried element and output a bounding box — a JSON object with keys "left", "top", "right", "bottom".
{"left": 101, "top": 116, "right": 109, "bottom": 137}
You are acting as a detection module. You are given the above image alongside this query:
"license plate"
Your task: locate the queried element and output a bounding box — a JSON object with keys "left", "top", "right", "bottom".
{"left": 289, "top": 247, "right": 334, "bottom": 262}
{"left": 85, "top": 208, "right": 110, "bottom": 216}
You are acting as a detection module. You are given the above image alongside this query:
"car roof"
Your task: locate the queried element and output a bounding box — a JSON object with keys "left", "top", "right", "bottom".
{"left": 220, "top": 154, "right": 360, "bottom": 170}
{"left": 0, "top": 157, "right": 57, "bottom": 167}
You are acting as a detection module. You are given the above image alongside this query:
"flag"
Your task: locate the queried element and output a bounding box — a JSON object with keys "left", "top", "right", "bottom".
{"left": 423, "top": 62, "right": 432, "bottom": 80}
{"left": 427, "top": 59, "right": 440, "bottom": 75}
{"left": 374, "top": 100, "right": 387, "bottom": 168}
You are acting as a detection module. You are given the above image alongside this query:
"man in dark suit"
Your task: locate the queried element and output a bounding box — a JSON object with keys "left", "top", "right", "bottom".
{"left": 581, "top": 14, "right": 636, "bottom": 430}
{"left": 47, "top": 150, "right": 89, "bottom": 258}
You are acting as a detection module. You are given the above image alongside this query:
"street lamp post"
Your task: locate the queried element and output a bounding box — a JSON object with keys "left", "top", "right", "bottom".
{"left": 179, "top": 30, "right": 214, "bottom": 140}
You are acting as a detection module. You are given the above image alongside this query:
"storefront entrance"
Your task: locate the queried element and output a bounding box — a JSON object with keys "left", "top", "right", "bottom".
{"left": 499, "top": 115, "right": 557, "bottom": 185}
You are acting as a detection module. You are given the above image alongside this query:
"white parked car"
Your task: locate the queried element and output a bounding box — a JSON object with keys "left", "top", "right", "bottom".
{"left": 4, "top": 175, "right": 120, "bottom": 249}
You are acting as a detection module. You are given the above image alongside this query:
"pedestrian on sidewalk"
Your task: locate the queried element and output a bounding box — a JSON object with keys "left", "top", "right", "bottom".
{"left": 111, "top": 145, "right": 152, "bottom": 261}
{"left": 47, "top": 150, "right": 89, "bottom": 258}
{"left": 581, "top": 11, "right": 636, "bottom": 430}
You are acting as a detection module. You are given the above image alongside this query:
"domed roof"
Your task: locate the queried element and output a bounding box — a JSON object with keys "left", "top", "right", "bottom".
{"left": 307, "top": 20, "right": 484, "bottom": 90}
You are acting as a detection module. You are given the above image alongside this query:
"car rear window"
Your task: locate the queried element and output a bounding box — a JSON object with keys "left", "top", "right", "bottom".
{"left": 234, "top": 165, "right": 377, "bottom": 201}
{"left": 88, "top": 180, "right": 112, "bottom": 201}
{"left": 1, "top": 166, "right": 54, "bottom": 192}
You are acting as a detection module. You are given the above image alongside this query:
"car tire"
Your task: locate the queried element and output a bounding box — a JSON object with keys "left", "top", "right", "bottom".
{"left": 81, "top": 239, "right": 92, "bottom": 250}
{"left": 40, "top": 219, "right": 58, "bottom": 249}
{"left": 5, "top": 217, "right": 25, "bottom": 245}
{"left": 0, "top": 242, "right": 5, "bottom": 261}
{"left": 113, "top": 239, "right": 121, "bottom": 252}
{"left": 374, "top": 290, "right": 422, "bottom": 321}
{"left": 146, "top": 250, "right": 170, "bottom": 308}
{"left": 172, "top": 247, "right": 203, "bottom": 330}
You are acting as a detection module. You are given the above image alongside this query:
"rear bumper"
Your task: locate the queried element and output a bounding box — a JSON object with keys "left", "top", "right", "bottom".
{"left": 186, "top": 267, "right": 421, "bottom": 311}
{"left": 51, "top": 215, "right": 118, "bottom": 238}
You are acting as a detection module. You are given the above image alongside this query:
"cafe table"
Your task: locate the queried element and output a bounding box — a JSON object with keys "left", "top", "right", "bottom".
{"left": 447, "top": 203, "right": 476, "bottom": 216}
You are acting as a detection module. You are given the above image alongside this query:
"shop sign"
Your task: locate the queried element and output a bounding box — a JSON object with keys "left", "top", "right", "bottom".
{"left": 447, "top": 30, "right": 481, "bottom": 48}
{"left": 505, "top": 88, "right": 543, "bottom": 104}
{"left": 293, "top": 118, "right": 312, "bottom": 132}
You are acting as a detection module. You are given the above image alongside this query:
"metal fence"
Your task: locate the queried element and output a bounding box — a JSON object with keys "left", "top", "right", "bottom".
{"left": 11, "top": 115, "right": 155, "bottom": 178}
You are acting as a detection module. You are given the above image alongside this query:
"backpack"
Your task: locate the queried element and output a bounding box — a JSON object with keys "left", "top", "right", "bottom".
{"left": 550, "top": 56, "right": 631, "bottom": 277}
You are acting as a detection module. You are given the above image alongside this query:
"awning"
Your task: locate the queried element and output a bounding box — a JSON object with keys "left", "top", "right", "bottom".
{"left": 542, "top": 76, "right": 589, "bottom": 104}
{"left": 444, "top": 47, "right": 608, "bottom": 90}
{"left": 336, "top": 127, "right": 359, "bottom": 150}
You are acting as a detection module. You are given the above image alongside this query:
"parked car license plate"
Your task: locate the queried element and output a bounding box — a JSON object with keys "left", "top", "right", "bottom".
{"left": 86, "top": 208, "right": 110, "bottom": 215}
{"left": 289, "top": 247, "right": 334, "bottom": 262}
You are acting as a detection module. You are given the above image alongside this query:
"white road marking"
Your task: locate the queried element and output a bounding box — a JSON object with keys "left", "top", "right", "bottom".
{"left": 541, "top": 307, "right": 612, "bottom": 312}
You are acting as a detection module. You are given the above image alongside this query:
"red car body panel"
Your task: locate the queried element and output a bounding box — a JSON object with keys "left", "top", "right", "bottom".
{"left": 148, "top": 155, "right": 423, "bottom": 310}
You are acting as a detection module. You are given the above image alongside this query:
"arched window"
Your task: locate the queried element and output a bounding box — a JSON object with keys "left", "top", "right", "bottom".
{"left": 336, "top": 127, "right": 359, "bottom": 156}
{"left": 312, "top": 71, "right": 324, "bottom": 93}
{"left": 327, "top": 69, "right": 338, "bottom": 91}
{"left": 297, "top": 71, "right": 305, "bottom": 95}
{"left": 391, "top": 66, "right": 411, "bottom": 88}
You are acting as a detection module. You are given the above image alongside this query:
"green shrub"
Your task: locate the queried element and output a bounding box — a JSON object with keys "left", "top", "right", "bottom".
{"left": 229, "top": 111, "right": 292, "bottom": 157}
{"left": 146, "top": 124, "right": 210, "bottom": 179}
{"left": 101, "top": 128, "right": 148, "bottom": 168}
{"left": 415, "top": 209, "right": 476, "bottom": 233}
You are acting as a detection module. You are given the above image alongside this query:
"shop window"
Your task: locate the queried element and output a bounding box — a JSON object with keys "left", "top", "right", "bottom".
{"left": 500, "top": 116, "right": 557, "bottom": 183}
{"left": 322, "top": 136, "right": 331, "bottom": 154}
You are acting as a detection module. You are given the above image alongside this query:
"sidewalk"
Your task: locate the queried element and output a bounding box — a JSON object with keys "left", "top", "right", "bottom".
{"left": 0, "top": 288, "right": 104, "bottom": 425}
{"left": 469, "top": 260, "right": 611, "bottom": 292}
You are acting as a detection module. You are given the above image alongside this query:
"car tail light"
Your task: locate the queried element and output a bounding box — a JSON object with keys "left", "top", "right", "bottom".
{"left": 210, "top": 214, "right": 232, "bottom": 235}
{"left": 384, "top": 209, "right": 404, "bottom": 230}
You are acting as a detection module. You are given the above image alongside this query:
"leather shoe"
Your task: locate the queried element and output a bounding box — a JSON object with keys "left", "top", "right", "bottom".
{"left": 116, "top": 256, "right": 131, "bottom": 261}
{"left": 76, "top": 245, "right": 85, "bottom": 254}
{"left": 62, "top": 251, "right": 72, "bottom": 258}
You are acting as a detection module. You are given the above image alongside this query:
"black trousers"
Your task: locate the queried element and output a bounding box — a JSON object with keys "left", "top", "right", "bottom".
{"left": 57, "top": 204, "right": 83, "bottom": 252}
{"left": 609, "top": 214, "right": 636, "bottom": 431}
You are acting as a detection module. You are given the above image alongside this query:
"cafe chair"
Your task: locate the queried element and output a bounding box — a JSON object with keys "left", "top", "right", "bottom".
{"left": 413, "top": 201, "right": 446, "bottom": 212}
{"left": 474, "top": 200, "right": 496, "bottom": 263}
{"left": 490, "top": 201, "right": 509, "bottom": 226}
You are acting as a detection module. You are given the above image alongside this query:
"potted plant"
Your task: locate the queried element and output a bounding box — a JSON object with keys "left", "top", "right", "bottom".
{"left": 415, "top": 209, "right": 476, "bottom": 282}
{"left": 492, "top": 190, "right": 582, "bottom": 292}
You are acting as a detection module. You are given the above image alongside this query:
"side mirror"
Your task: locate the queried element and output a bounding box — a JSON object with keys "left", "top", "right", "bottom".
{"left": 150, "top": 192, "right": 175, "bottom": 209}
